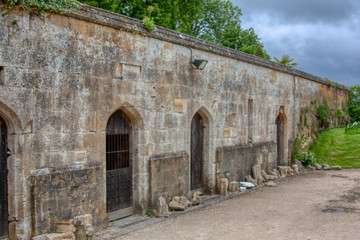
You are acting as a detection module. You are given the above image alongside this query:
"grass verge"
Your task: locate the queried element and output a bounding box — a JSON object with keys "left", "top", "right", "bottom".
{"left": 309, "top": 127, "right": 360, "bottom": 168}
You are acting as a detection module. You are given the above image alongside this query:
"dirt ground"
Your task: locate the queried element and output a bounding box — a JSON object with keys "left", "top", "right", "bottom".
{"left": 120, "top": 169, "right": 360, "bottom": 240}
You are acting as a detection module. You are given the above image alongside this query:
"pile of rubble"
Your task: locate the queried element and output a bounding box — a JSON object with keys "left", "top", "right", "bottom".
{"left": 32, "top": 214, "right": 94, "bottom": 240}
{"left": 153, "top": 164, "right": 303, "bottom": 218}
{"left": 312, "top": 163, "right": 341, "bottom": 171}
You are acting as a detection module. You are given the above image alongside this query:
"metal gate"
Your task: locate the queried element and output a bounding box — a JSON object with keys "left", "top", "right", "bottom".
{"left": 191, "top": 113, "right": 204, "bottom": 190}
{"left": 0, "top": 117, "right": 8, "bottom": 237}
{"left": 106, "top": 110, "right": 132, "bottom": 214}
{"left": 276, "top": 115, "right": 282, "bottom": 166}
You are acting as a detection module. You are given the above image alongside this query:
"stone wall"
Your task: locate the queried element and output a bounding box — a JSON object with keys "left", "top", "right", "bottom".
{"left": 31, "top": 164, "right": 105, "bottom": 236}
{"left": 0, "top": 5, "right": 349, "bottom": 239}
{"left": 149, "top": 152, "right": 189, "bottom": 207}
{"left": 216, "top": 142, "right": 277, "bottom": 183}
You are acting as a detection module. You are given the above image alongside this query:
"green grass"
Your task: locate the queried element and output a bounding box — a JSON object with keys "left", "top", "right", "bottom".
{"left": 309, "top": 128, "right": 360, "bottom": 168}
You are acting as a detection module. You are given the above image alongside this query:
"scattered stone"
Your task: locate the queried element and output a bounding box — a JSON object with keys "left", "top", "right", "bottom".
{"left": 286, "top": 167, "right": 294, "bottom": 176}
{"left": 252, "top": 165, "right": 264, "bottom": 185}
{"left": 272, "top": 169, "right": 281, "bottom": 178}
{"left": 332, "top": 165, "right": 342, "bottom": 170}
{"left": 169, "top": 196, "right": 191, "bottom": 211}
{"left": 261, "top": 170, "right": 269, "bottom": 181}
{"left": 264, "top": 181, "right": 277, "bottom": 187}
{"left": 56, "top": 221, "right": 76, "bottom": 234}
{"left": 314, "top": 163, "right": 322, "bottom": 170}
{"left": 239, "top": 187, "right": 247, "bottom": 192}
{"left": 46, "top": 233, "right": 75, "bottom": 240}
{"left": 192, "top": 191, "right": 202, "bottom": 206}
{"left": 245, "top": 175, "right": 257, "bottom": 186}
{"left": 311, "top": 166, "right": 316, "bottom": 170}
{"left": 228, "top": 181, "right": 240, "bottom": 192}
{"left": 267, "top": 175, "right": 277, "bottom": 180}
{"left": 292, "top": 164, "right": 299, "bottom": 174}
{"left": 277, "top": 166, "right": 288, "bottom": 178}
{"left": 322, "top": 164, "right": 330, "bottom": 168}
{"left": 73, "top": 214, "right": 94, "bottom": 239}
{"left": 74, "top": 225, "right": 87, "bottom": 240}
{"left": 323, "top": 166, "right": 332, "bottom": 170}
{"left": 32, "top": 235, "right": 47, "bottom": 240}
{"left": 219, "top": 178, "right": 229, "bottom": 196}
{"left": 153, "top": 196, "right": 170, "bottom": 217}
{"left": 268, "top": 171, "right": 279, "bottom": 180}
{"left": 252, "top": 165, "right": 261, "bottom": 179}
{"left": 239, "top": 182, "right": 256, "bottom": 189}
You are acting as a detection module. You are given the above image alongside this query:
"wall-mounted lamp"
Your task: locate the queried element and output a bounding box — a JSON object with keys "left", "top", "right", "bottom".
{"left": 190, "top": 59, "right": 208, "bottom": 70}
{"left": 189, "top": 49, "right": 208, "bottom": 70}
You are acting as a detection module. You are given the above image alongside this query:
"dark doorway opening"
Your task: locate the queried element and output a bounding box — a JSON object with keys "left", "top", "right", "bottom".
{"left": 191, "top": 113, "right": 204, "bottom": 190}
{"left": 0, "top": 117, "right": 8, "bottom": 237}
{"left": 106, "top": 110, "right": 132, "bottom": 220}
{"left": 276, "top": 115, "right": 284, "bottom": 166}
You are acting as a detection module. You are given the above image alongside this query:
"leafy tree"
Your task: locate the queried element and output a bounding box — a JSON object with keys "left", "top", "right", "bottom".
{"left": 349, "top": 85, "right": 360, "bottom": 122}
{"left": 78, "top": 0, "right": 269, "bottom": 59}
{"left": 274, "top": 54, "right": 299, "bottom": 68}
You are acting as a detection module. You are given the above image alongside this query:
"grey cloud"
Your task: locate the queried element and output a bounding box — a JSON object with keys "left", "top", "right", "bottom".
{"left": 231, "top": 0, "right": 360, "bottom": 86}
{"left": 234, "top": 0, "right": 360, "bottom": 24}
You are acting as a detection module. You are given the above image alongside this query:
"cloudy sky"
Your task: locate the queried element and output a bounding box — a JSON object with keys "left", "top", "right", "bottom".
{"left": 231, "top": 0, "right": 360, "bottom": 86}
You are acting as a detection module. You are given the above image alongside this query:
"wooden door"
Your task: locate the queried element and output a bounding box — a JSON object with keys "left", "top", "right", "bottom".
{"left": 0, "top": 117, "right": 8, "bottom": 237}
{"left": 276, "top": 115, "right": 282, "bottom": 166}
{"left": 191, "top": 113, "right": 204, "bottom": 190}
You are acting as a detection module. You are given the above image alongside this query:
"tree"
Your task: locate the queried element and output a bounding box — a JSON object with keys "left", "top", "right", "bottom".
{"left": 274, "top": 55, "right": 299, "bottom": 68}
{"left": 77, "top": 0, "right": 269, "bottom": 59}
{"left": 349, "top": 85, "right": 360, "bottom": 122}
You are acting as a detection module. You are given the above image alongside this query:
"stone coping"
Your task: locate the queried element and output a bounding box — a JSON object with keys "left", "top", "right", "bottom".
{"left": 64, "top": 4, "right": 349, "bottom": 91}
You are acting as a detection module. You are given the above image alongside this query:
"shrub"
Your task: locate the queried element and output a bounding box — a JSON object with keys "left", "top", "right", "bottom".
{"left": 298, "top": 151, "right": 317, "bottom": 166}
{"left": 334, "top": 109, "right": 343, "bottom": 119}
{"left": 345, "top": 122, "right": 360, "bottom": 134}
{"left": 292, "top": 133, "right": 308, "bottom": 160}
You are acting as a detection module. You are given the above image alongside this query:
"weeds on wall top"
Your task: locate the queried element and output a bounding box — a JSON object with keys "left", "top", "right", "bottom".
{"left": 1, "top": 0, "right": 79, "bottom": 16}
{"left": 142, "top": 6, "right": 157, "bottom": 33}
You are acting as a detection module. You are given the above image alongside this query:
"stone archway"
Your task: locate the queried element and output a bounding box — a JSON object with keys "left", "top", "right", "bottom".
{"left": 106, "top": 109, "right": 133, "bottom": 220}
{"left": 103, "top": 102, "right": 145, "bottom": 220}
{"left": 275, "top": 108, "right": 287, "bottom": 166}
{"left": 189, "top": 107, "right": 214, "bottom": 194}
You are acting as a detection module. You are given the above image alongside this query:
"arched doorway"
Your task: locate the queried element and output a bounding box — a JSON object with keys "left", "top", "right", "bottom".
{"left": 106, "top": 110, "right": 133, "bottom": 220}
{"left": 0, "top": 117, "right": 8, "bottom": 237}
{"left": 191, "top": 113, "right": 204, "bottom": 190}
{"left": 275, "top": 114, "right": 285, "bottom": 166}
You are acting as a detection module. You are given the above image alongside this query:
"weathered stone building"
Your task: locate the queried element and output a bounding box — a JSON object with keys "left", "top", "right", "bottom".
{"left": 0, "top": 5, "right": 348, "bottom": 239}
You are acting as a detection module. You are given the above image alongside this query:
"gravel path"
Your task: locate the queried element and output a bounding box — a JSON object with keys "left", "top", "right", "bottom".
{"left": 114, "top": 169, "right": 360, "bottom": 240}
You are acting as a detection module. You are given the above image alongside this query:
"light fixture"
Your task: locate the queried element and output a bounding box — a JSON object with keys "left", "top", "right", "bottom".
{"left": 190, "top": 59, "right": 208, "bottom": 70}
{"left": 189, "top": 48, "right": 208, "bottom": 70}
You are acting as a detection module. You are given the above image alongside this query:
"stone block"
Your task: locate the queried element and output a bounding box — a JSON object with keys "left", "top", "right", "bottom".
{"left": 219, "top": 178, "right": 229, "bottom": 196}
{"left": 292, "top": 164, "right": 299, "bottom": 174}
{"left": 313, "top": 163, "right": 322, "bottom": 170}
{"left": 46, "top": 233, "right": 75, "bottom": 240}
{"left": 245, "top": 175, "right": 257, "bottom": 186}
{"left": 332, "top": 165, "right": 341, "bottom": 170}
{"left": 277, "top": 166, "right": 288, "bottom": 178}
{"left": 169, "top": 196, "right": 191, "bottom": 211}
{"left": 32, "top": 235, "right": 47, "bottom": 240}
{"left": 261, "top": 170, "right": 269, "bottom": 181}
{"left": 153, "top": 196, "right": 170, "bottom": 217}
{"left": 252, "top": 165, "right": 262, "bottom": 179}
{"left": 192, "top": 191, "right": 202, "bottom": 206}
{"left": 228, "top": 181, "right": 240, "bottom": 192}
{"left": 56, "top": 221, "right": 76, "bottom": 233}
